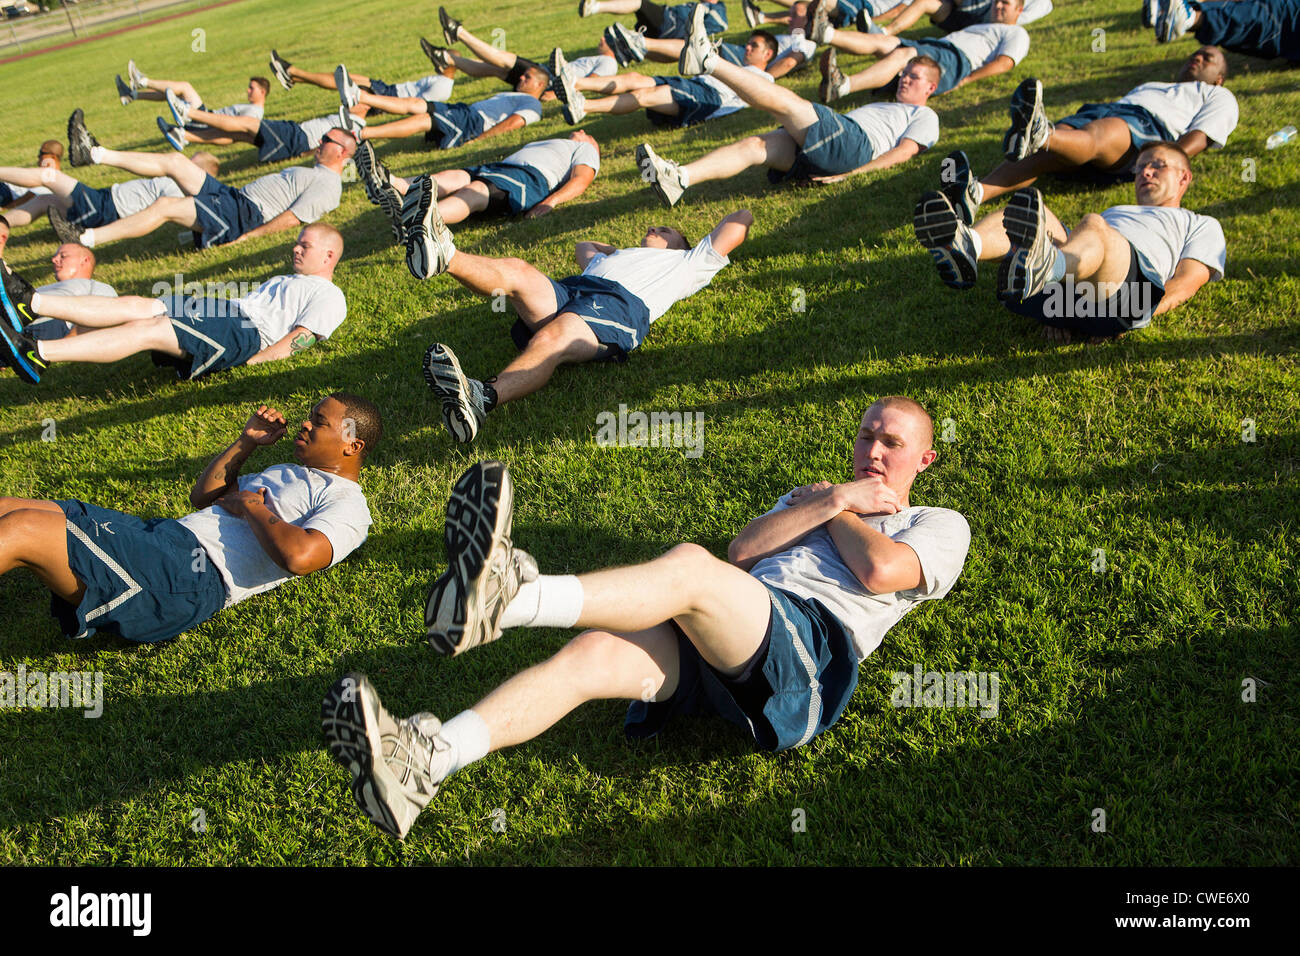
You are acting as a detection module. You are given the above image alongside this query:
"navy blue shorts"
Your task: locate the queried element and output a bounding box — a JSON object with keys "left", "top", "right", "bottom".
{"left": 718, "top": 41, "right": 747, "bottom": 66}
{"left": 50, "top": 500, "right": 227, "bottom": 643}
{"left": 463, "top": 162, "right": 553, "bottom": 214}
{"left": 508, "top": 274, "right": 651, "bottom": 359}
{"left": 1004, "top": 244, "right": 1163, "bottom": 336}
{"left": 0, "top": 183, "right": 13, "bottom": 205}
{"left": 625, "top": 585, "right": 860, "bottom": 752}
{"left": 67, "top": 182, "right": 118, "bottom": 228}
{"left": 941, "top": 0, "right": 991, "bottom": 31}
{"left": 255, "top": 118, "right": 312, "bottom": 163}
{"left": 770, "top": 103, "right": 874, "bottom": 183}
{"left": 191, "top": 173, "right": 264, "bottom": 248}
{"left": 649, "top": 77, "right": 727, "bottom": 128}
{"left": 643, "top": 1, "right": 727, "bottom": 38}
{"left": 25, "top": 317, "right": 73, "bottom": 341}
{"left": 426, "top": 101, "right": 488, "bottom": 149}
{"left": 899, "top": 38, "right": 971, "bottom": 94}
{"left": 1057, "top": 102, "right": 1175, "bottom": 154}
{"left": 151, "top": 294, "right": 263, "bottom": 379}
{"left": 368, "top": 78, "right": 398, "bottom": 97}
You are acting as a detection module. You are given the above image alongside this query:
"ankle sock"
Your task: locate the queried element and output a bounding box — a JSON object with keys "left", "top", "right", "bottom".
{"left": 499, "top": 574, "right": 583, "bottom": 630}
{"left": 440, "top": 709, "right": 490, "bottom": 776}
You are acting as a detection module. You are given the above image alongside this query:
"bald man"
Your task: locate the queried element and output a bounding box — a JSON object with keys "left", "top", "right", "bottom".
{"left": 322, "top": 397, "right": 972, "bottom": 839}
{"left": 0, "top": 225, "right": 348, "bottom": 385}
{"left": 0, "top": 141, "right": 66, "bottom": 220}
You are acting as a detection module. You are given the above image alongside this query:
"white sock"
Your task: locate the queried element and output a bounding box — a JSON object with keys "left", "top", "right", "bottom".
{"left": 498, "top": 574, "right": 584, "bottom": 629}
{"left": 439, "top": 709, "right": 490, "bottom": 776}
{"left": 972, "top": 181, "right": 984, "bottom": 205}
{"left": 81, "top": 229, "right": 95, "bottom": 248}
{"left": 970, "top": 230, "right": 983, "bottom": 259}
{"left": 39, "top": 167, "right": 57, "bottom": 186}
{"left": 138, "top": 75, "right": 150, "bottom": 86}
{"left": 29, "top": 292, "right": 43, "bottom": 314}
{"left": 1049, "top": 250, "right": 1068, "bottom": 282}
{"left": 679, "top": 166, "right": 692, "bottom": 187}
{"left": 824, "top": 25, "right": 836, "bottom": 41}
{"left": 33, "top": 339, "right": 48, "bottom": 361}
{"left": 89, "top": 145, "right": 105, "bottom": 164}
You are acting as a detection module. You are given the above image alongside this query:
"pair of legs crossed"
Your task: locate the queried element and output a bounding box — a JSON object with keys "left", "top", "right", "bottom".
{"left": 0, "top": 497, "right": 85, "bottom": 606}
{"left": 55, "top": 150, "right": 208, "bottom": 243}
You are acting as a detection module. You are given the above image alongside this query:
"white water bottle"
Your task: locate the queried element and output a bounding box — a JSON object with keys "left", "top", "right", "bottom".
{"left": 1266, "top": 125, "right": 1296, "bottom": 149}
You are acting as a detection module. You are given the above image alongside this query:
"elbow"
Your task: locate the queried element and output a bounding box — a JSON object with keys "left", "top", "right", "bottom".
{"left": 284, "top": 555, "right": 316, "bottom": 577}
{"left": 727, "top": 537, "right": 757, "bottom": 570}
{"left": 188, "top": 490, "right": 206, "bottom": 510}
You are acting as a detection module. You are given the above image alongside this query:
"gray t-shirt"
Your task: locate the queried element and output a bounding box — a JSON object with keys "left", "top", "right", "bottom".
{"left": 749, "top": 494, "right": 971, "bottom": 660}
{"left": 299, "top": 112, "right": 366, "bottom": 148}
{"left": 499, "top": 138, "right": 600, "bottom": 189}
{"left": 177, "top": 464, "right": 371, "bottom": 608}
{"left": 110, "top": 176, "right": 184, "bottom": 217}
{"left": 240, "top": 165, "right": 342, "bottom": 224}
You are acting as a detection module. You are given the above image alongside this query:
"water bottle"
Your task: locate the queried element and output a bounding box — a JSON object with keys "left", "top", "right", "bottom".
{"left": 1266, "top": 125, "right": 1296, "bottom": 149}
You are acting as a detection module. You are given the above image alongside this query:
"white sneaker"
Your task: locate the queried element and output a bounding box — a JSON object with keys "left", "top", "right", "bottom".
{"left": 742, "top": 0, "right": 763, "bottom": 28}
{"left": 321, "top": 673, "right": 453, "bottom": 840}
{"left": 810, "top": 0, "right": 834, "bottom": 43}
{"left": 1003, "top": 78, "right": 1052, "bottom": 161}
{"left": 913, "top": 191, "right": 978, "bottom": 291}
{"left": 636, "top": 142, "right": 686, "bottom": 207}
{"left": 553, "top": 58, "right": 587, "bottom": 123}
{"left": 999, "top": 187, "right": 1055, "bottom": 303}
{"left": 1157, "top": 0, "right": 1195, "bottom": 42}
{"left": 127, "top": 59, "right": 144, "bottom": 90}
{"left": 164, "top": 88, "right": 190, "bottom": 126}
{"left": 335, "top": 64, "right": 362, "bottom": 109}
{"left": 422, "top": 343, "right": 487, "bottom": 444}
{"left": 679, "top": 2, "right": 717, "bottom": 76}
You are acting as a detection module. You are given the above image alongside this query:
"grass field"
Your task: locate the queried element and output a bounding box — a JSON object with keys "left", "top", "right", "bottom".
{"left": 0, "top": 0, "right": 1296, "bottom": 866}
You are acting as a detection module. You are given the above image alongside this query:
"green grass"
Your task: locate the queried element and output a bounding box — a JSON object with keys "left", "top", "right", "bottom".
{"left": 0, "top": 0, "right": 1297, "bottom": 866}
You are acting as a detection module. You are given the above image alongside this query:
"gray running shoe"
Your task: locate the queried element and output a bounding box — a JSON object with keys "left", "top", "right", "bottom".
{"left": 402, "top": 175, "right": 456, "bottom": 279}
{"left": 636, "top": 142, "right": 686, "bottom": 207}
{"left": 422, "top": 343, "right": 486, "bottom": 443}
{"left": 679, "top": 2, "right": 717, "bottom": 75}
{"left": 554, "top": 58, "right": 586, "bottom": 123}
{"left": 1003, "top": 78, "right": 1052, "bottom": 161}
{"left": 820, "top": 47, "right": 848, "bottom": 103}
{"left": 424, "top": 460, "right": 539, "bottom": 655}
{"left": 809, "top": 0, "right": 833, "bottom": 43}
{"left": 67, "top": 109, "right": 99, "bottom": 167}
{"left": 165, "top": 88, "right": 191, "bottom": 126}
{"left": 321, "top": 673, "right": 452, "bottom": 840}
{"left": 127, "top": 59, "right": 145, "bottom": 90}
{"left": 939, "top": 149, "right": 981, "bottom": 226}
{"left": 269, "top": 49, "right": 294, "bottom": 90}
{"left": 999, "top": 187, "right": 1056, "bottom": 303}
{"left": 913, "top": 190, "right": 978, "bottom": 291}
{"left": 354, "top": 141, "right": 404, "bottom": 241}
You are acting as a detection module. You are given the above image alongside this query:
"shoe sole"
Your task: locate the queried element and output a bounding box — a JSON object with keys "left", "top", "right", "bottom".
{"left": 422, "top": 344, "right": 479, "bottom": 444}
{"left": 335, "top": 65, "right": 360, "bottom": 109}
{"left": 355, "top": 143, "right": 404, "bottom": 241}
{"left": 166, "top": 91, "right": 187, "bottom": 127}
{"left": 67, "top": 109, "right": 94, "bottom": 167}
{"left": 321, "top": 674, "right": 408, "bottom": 839}
{"left": 678, "top": 4, "right": 711, "bottom": 75}
{"left": 913, "top": 191, "right": 976, "bottom": 291}
{"left": 1006, "top": 79, "right": 1043, "bottom": 161}
{"left": 403, "top": 177, "right": 450, "bottom": 279}
{"left": 270, "top": 52, "right": 293, "bottom": 91}
{"left": 424, "top": 461, "right": 513, "bottom": 655}
{"left": 553, "top": 65, "right": 584, "bottom": 123}
{"left": 1000, "top": 189, "right": 1052, "bottom": 301}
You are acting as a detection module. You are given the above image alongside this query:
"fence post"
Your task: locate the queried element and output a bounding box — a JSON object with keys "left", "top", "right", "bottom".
{"left": 59, "top": 0, "right": 77, "bottom": 37}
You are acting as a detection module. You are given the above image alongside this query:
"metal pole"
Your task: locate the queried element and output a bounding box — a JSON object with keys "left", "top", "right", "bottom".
{"left": 59, "top": 0, "right": 76, "bottom": 37}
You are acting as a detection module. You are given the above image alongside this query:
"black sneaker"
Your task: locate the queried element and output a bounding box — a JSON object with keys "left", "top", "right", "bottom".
{"left": 0, "top": 321, "right": 46, "bottom": 384}
{"left": 269, "top": 49, "right": 294, "bottom": 90}
{"left": 0, "top": 260, "right": 37, "bottom": 334}
{"left": 354, "top": 141, "right": 404, "bottom": 241}
{"left": 67, "top": 109, "right": 99, "bottom": 167}
{"left": 439, "top": 6, "right": 462, "bottom": 45}
{"left": 115, "top": 75, "right": 134, "bottom": 106}
{"left": 420, "top": 38, "right": 453, "bottom": 71}
{"left": 48, "top": 204, "right": 82, "bottom": 246}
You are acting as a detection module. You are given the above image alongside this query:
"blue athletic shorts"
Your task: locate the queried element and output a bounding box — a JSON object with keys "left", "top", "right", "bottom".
{"left": 255, "top": 118, "right": 312, "bottom": 163}
{"left": 649, "top": 76, "right": 727, "bottom": 128}
{"left": 25, "top": 318, "right": 73, "bottom": 341}
{"left": 50, "top": 500, "right": 227, "bottom": 643}
{"left": 462, "top": 162, "right": 553, "bottom": 214}
{"left": 625, "top": 585, "right": 860, "bottom": 751}
{"left": 508, "top": 274, "right": 651, "bottom": 360}
{"left": 899, "top": 38, "right": 971, "bottom": 94}
{"left": 770, "top": 103, "right": 874, "bottom": 183}
{"left": 426, "top": 101, "right": 488, "bottom": 149}
{"left": 368, "top": 78, "right": 398, "bottom": 97}
{"left": 1056, "top": 102, "right": 1175, "bottom": 153}
{"left": 67, "top": 181, "right": 118, "bottom": 228}
{"left": 151, "top": 294, "right": 263, "bottom": 379}
{"left": 942, "top": 0, "right": 991, "bottom": 31}
{"left": 718, "top": 41, "right": 747, "bottom": 66}
{"left": 191, "top": 173, "right": 264, "bottom": 248}
{"left": 646, "top": 1, "right": 727, "bottom": 38}
{"left": 0, "top": 183, "right": 13, "bottom": 205}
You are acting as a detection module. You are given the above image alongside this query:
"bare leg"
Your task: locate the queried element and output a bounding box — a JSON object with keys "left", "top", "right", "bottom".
{"left": 973, "top": 205, "right": 1068, "bottom": 261}
{"left": 456, "top": 25, "right": 518, "bottom": 72}
{"left": 287, "top": 64, "right": 376, "bottom": 91}
{"left": 981, "top": 120, "right": 1137, "bottom": 201}
{"left": 589, "top": 0, "right": 644, "bottom": 14}
{"left": 575, "top": 71, "right": 658, "bottom": 93}
{"left": 179, "top": 127, "right": 249, "bottom": 147}
{"left": 0, "top": 166, "right": 79, "bottom": 198}
{"left": 93, "top": 150, "right": 209, "bottom": 193}
{"left": 358, "top": 113, "right": 433, "bottom": 141}
{"left": 1056, "top": 214, "right": 1136, "bottom": 287}
{"left": 709, "top": 59, "right": 818, "bottom": 133}
{"left": 447, "top": 52, "right": 507, "bottom": 79}
{"left": 355, "top": 89, "right": 430, "bottom": 114}
{"left": 432, "top": 170, "right": 490, "bottom": 224}
{"left": 141, "top": 79, "right": 204, "bottom": 109}
{"left": 845, "top": 46, "right": 914, "bottom": 93}
{"left": 0, "top": 502, "right": 86, "bottom": 603}
{"left": 682, "top": 129, "right": 799, "bottom": 183}
{"left": 767, "top": 52, "right": 805, "bottom": 79}
{"left": 30, "top": 294, "right": 169, "bottom": 328}
{"left": 181, "top": 108, "right": 261, "bottom": 135}
{"left": 490, "top": 313, "right": 602, "bottom": 404}
{"left": 828, "top": 30, "right": 903, "bottom": 55}
{"left": 0, "top": 195, "right": 60, "bottom": 227}
{"left": 38, "top": 315, "right": 183, "bottom": 364}
{"left": 586, "top": 85, "right": 676, "bottom": 115}
{"left": 642, "top": 35, "right": 685, "bottom": 62}
{"left": 76, "top": 196, "right": 199, "bottom": 243}
{"left": 446, "top": 250, "right": 561, "bottom": 321}
{"left": 883, "top": 0, "right": 947, "bottom": 35}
